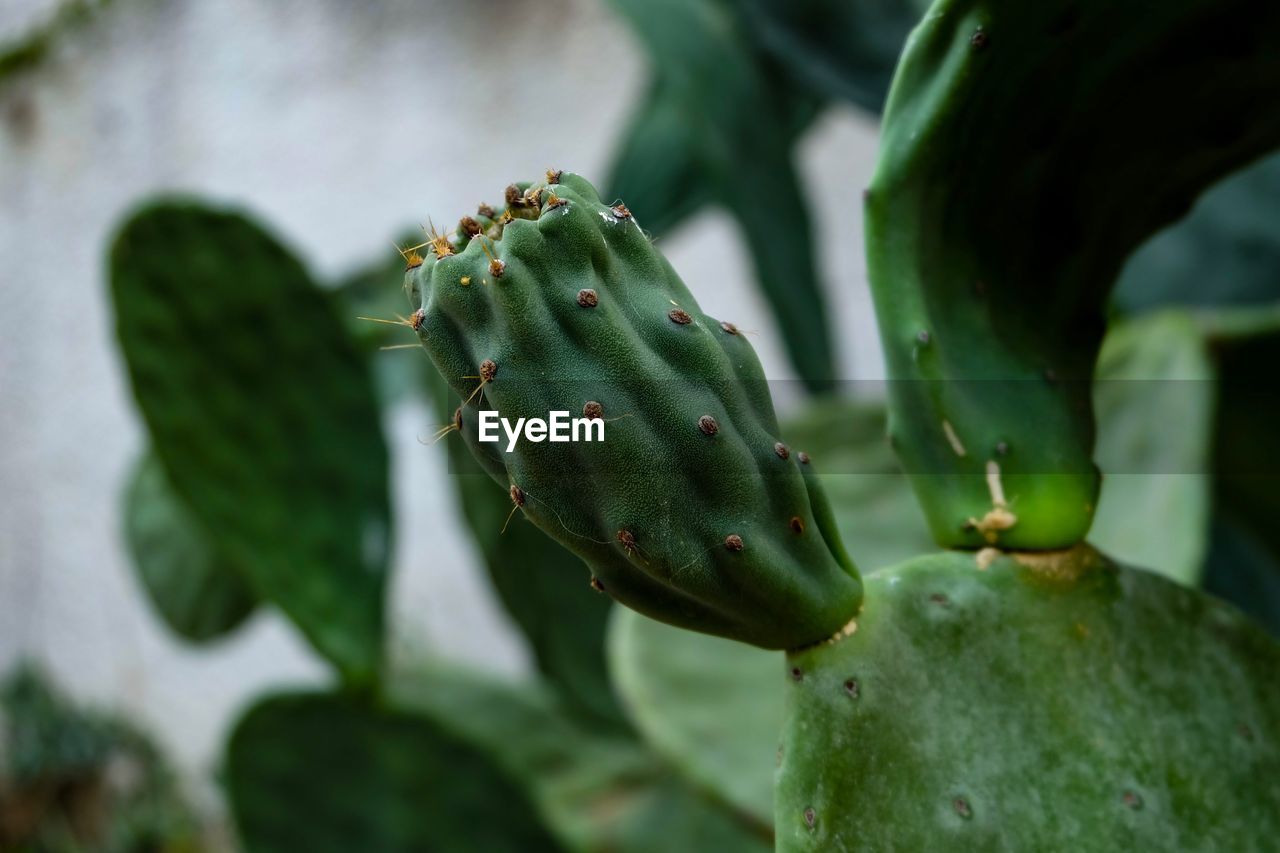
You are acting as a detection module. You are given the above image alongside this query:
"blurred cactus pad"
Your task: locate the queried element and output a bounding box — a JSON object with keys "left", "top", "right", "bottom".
{"left": 110, "top": 200, "right": 391, "bottom": 681}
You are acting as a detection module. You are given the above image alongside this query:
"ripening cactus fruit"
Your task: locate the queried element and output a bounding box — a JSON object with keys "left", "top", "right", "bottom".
{"left": 405, "top": 172, "right": 861, "bottom": 649}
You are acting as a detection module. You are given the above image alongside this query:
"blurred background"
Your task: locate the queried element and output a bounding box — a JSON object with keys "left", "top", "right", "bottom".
{"left": 3, "top": 0, "right": 1279, "bottom": 850}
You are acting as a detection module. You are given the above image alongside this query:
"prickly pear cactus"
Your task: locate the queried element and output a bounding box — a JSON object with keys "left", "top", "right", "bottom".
{"left": 866, "top": 0, "right": 1280, "bottom": 549}
{"left": 405, "top": 172, "right": 861, "bottom": 649}
{"left": 606, "top": 0, "right": 835, "bottom": 392}
{"left": 776, "top": 548, "right": 1280, "bottom": 851}
{"left": 123, "top": 450, "right": 257, "bottom": 642}
{"left": 111, "top": 200, "right": 390, "bottom": 682}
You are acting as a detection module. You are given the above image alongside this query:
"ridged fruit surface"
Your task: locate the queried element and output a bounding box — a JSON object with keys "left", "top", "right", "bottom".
{"left": 407, "top": 173, "right": 861, "bottom": 649}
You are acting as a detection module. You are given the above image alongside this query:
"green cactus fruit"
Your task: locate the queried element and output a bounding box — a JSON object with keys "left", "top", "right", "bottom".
{"left": 406, "top": 172, "right": 861, "bottom": 649}
{"left": 776, "top": 547, "right": 1280, "bottom": 851}
{"left": 427, "top": 369, "right": 625, "bottom": 727}
{"left": 866, "top": 0, "right": 1280, "bottom": 549}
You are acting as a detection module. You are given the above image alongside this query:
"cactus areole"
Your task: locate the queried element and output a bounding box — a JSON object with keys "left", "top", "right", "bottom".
{"left": 406, "top": 173, "right": 862, "bottom": 649}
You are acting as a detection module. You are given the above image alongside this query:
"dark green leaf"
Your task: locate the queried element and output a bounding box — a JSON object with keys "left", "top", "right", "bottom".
{"left": 605, "top": 79, "right": 717, "bottom": 239}
{"left": 1203, "top": 514, "right": 1280, "bottom": 638}
{"left": 123, "top": 450, "right": 257, "bottom": 642}
{"left": 225, "top": 691, "right": 563, "bottom": 853}
{"left": 607, "top": 608, "right": 781, "bottom": 826}
{"left": 110, "top": 200, "right": 390, "bottom": 683}
{"left": 733, "top": 0, "right": 927, "bottom": 112}
{"left": 606, "top": 0, "right": 834, "bottom": 392}
{"left": 1210, "top": 323, "right": 1280, "bottom": 596}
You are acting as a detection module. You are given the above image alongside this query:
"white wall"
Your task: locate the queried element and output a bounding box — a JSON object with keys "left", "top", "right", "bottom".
{"left": 0, "top": 0, "right": 881, "bottom": 812}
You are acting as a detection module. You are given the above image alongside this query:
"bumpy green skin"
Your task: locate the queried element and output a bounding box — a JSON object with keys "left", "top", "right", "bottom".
{"left": 776, "top": 548, "right": 1280, "bottom": 850}
{"left": 430, "top": 372, "right": 626, "bottom": 727}
{"left": 867, "top": 0, "right": 1280, "bottom": 548}
{"left": 407, "top": 173, "right": 861, "bottom": 649}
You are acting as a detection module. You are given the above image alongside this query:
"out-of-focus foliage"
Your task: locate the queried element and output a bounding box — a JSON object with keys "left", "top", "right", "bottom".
{"left": 0, "top": 664, "right": 200, "bottom": 852}
{"left": 608, "top": 608, "right": 781, "bottom": 827}
{"left": 124, "top": 450, "right": 258, "bottom": 643}
{"left": 1091, "top": 312, "right": 1214, "bottom": 586}
{"left": 1115, "top": 153, "right": 1280, "bottom": 313}
{"left": 604, "top": 0, "right": 928, "bottom": 393}
{"left": 606, "top": 0, "right": 834, "bottom": 392}
{"left": 0, "top": 0, "right": 120, "bottom": 79}
{"left": 393, "top": 665, "right": 772, "bottom": 852}
{"left": 1203, "top": 319, "right": 1280, "bottom": 635}
{"left": 110, "top": 200, "right": 391, "bottom": 684}
{"left": 225, "top": 691, "right": 564, "bottom": 853}
{"left": 1111, "top": 147, "right": 1280, "bottom": 628}
{"left": 733, "top": 0, "right": 928, "bottom": 111}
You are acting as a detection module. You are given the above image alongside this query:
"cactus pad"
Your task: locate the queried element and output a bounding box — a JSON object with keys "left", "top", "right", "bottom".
{"left": 406, "top": 172, "right": 861, "bottom": 649}
{"left": 226, "top": 691, "right": 561, "bottom": 852}
{"left": 123, "top": 450, "right": 256, "bottom": 642}
{"left": 392, "top": 665, "right": 771, "bottom": 852}
{"left": 110, "top": 200, "right": 390, "bottom": 682}
{"left": 735, "top": 0, "right": 928, "bottom": 111}
{"left": 776, "top": 548, "right": 1280, "bottom": 850}
{"left": 606, "top": 0, "right": 834, "bottom": 391}
{"left": 866, "top": 0, "right": 1280, "bottom": 548}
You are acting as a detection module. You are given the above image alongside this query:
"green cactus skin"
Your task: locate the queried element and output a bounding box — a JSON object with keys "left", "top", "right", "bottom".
{"left": 866, "top": 0, "right": 1280, "bottom": 549}
{"left": 430, "top": 373, "right": 626, "bottom": 727}
{"left": 406, "top": 173, "right": 861, "bottom": 650}
{"left": 776, "top": 547, "right": 1280, "bottom": 851}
